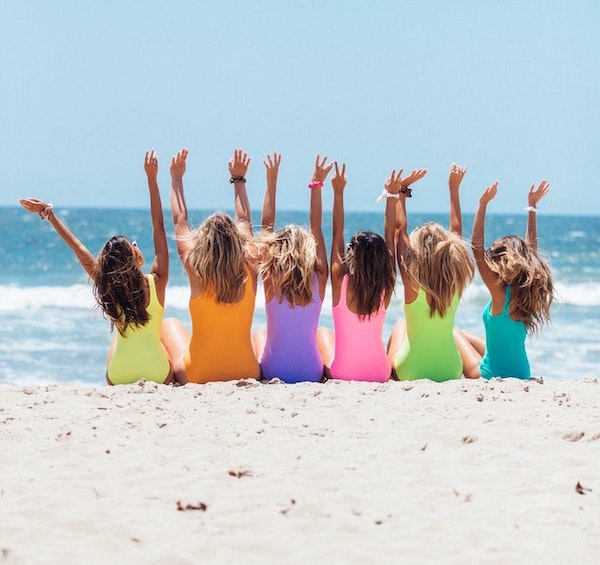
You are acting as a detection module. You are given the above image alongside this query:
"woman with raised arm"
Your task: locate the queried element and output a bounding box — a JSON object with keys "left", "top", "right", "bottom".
{"left": 387, "top": 163, "right": 475, "bottom": 382}
{"left": 317, "top": 163, "right": 407, "bottom": 382}
{"left": 162, "top": 148, "right": 261, "bottom": 384}
{"left": 19, "top": 151, "right": 175, "bottom": 385}
{"left": 462, "top": 180, "right": 554, "bottom": 380}
{"left": 252, "top": 154, "right": 331, "bottom": 383}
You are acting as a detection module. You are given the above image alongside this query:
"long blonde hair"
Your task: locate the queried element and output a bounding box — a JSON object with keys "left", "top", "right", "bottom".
{"left": 485, "top": 235, "right": 554, "bottom": 333}
{"left": 404, "top": 222, "right": 474, "bottom": 317}
{"left": 257, "top": 225, "right": 317, "bottom": 307}
{"left": 344, "top": 230, "right": 396, "bottom": 319}
{"left": 184, "top": 213, "right": 248, "bottom": 303}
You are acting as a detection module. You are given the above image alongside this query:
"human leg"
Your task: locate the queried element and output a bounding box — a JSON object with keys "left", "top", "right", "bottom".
{"left": 161, "top": 317, "right": 191, "bottom": 385}
{"left": 316, "top": 327, "right": 335, "bottom": 379}
{"left": 460, "top": 330, "right": 486, "bottom": 356}
{"left": 386, "top": 319, "right": 406, "bottom": 366}
{"left": 454, "top": 329, "right": 482, "bottom": 379}
{"left": 251, "top": 329, "right": 267, "bottom": 363}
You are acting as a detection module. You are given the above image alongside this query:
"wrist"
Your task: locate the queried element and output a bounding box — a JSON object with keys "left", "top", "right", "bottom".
{"left": 39, "top": 203, "right": 54, "bottom": 221}
{"left": 230, "top": 175, "right": 247, "bottom": 184}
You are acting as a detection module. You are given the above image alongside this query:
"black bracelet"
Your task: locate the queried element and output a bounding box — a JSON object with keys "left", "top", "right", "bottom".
{"left": 400, "top": 184, "right": 412, "bottom": 198}
{"left": 229, "top": 175, "right": 247, "bottom": 184}
{"left": 400, "top": 185, "right": 412, "bottom": 197}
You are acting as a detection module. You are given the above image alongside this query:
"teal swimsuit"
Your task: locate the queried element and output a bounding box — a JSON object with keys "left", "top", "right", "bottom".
{"left": 480, "top": 286, "right": 530, "bottom": 379}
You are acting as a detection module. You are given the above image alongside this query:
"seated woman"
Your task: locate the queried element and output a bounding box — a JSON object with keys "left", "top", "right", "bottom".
{"left": 387, "top": 163, "right": 476, "bottom": 382}
{"left": 19, "top": 150, "right": 175, "bottom": 385}
{"left": 252, "top": 154, "right": 330, "bottom": 383}
{"left": 162, "top": 148, "right": 261, "bottom": 384}
{"left": 317, "top": 163, "right": 421, "bottom": 382}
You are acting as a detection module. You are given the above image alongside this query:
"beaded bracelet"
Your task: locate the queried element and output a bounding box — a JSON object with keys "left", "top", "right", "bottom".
{"left": 308, "top": 180, "right": 324, "bottom": 189}
{"left": 39, "top": 204, "right": 54, "bottom": 220}
{"left": 229, "top": 175, "right": 247, "bottom": 183}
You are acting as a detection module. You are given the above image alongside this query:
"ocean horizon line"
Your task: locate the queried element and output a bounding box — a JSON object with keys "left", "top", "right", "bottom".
{"left": 2, "top": 204, "right": 599, "bottom": 218}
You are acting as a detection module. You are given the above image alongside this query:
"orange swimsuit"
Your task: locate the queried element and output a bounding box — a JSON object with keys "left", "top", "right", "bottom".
{"left": 183, "top": 275, "right": 260, "bottom": 383}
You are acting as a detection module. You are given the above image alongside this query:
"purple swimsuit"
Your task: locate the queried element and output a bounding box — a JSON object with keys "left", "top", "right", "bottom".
{"left": 260, "top": 274, "right": 324, "bottom": 383}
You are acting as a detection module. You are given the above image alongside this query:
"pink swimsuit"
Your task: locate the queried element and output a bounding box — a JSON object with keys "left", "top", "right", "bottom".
{"left": 329, "top": 275, "right": 391, "bottom": 382}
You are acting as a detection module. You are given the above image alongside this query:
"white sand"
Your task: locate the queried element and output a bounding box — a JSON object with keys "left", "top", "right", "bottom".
{"left": 1, "top": 378, "right": 599, "bottom": 564}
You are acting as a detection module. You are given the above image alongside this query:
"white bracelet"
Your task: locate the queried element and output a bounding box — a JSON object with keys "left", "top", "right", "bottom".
{"left": 376, "top": 189, "right": 400, "bottom": 204}
{"left": 524, "top": 205, "right": 538, "bottom": 213}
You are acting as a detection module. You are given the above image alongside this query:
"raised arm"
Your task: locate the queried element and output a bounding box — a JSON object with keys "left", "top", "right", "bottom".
{"left": 471, "top": 181, "right": 503, "bottom": 298}
{"left": 448, "top": 163, "right": 467, "bottom": 237}
{"left": 18, "top": 198, "right": 98, "bottom": 280}
{"left": 144, "top": 150, "right": 169, "bottom": 296}
{"left": 310, "top": 155, "right": 334, "bottom": 297}
{"left": 525, "top": 180, "right": 550, "bottom": 252}
{"left": 260, "top": 152, "right": 281, "bottom": 233}
{"left": 330, "top": 161, "right": 347, "bottom": 287}
{"left": 228, "top": 148, "right": 253, "bottom": 238}
{"left": 393, "top": 168, "right": 427, "bottom": 302}
{"left": 382, "top": 168, "right": 403, "bottom": 254}
{"left": 169, "top": 148, "right": 192, "bottom": 261}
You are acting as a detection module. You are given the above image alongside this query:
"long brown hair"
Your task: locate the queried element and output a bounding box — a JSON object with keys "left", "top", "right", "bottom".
{"left": 405, "top": 222, "right": 474, "bottom": 317}
{"left": 485, "top": 235, "right": 554, "bottom": 333}
{"left": 344, "top": 230, "right": 396, "bottom": 319}
{"left": 93, "top": 236, "right": 148, "bottom": 335}
{"left": 184, "top": 213, "right": 248, "bottom": 303}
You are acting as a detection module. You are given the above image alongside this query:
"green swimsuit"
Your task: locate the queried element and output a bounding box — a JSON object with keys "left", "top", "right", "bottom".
{"left": 394, "top": 288, "right": 462, "bottom": 382}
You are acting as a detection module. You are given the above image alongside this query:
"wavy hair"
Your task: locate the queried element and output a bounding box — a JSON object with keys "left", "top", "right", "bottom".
{"left": 404, "top": 222, "right": 474, "bottom": 317}
{"left": 93, "top": 236, "right": 148, "bottom": 335}
{"left": 184, "top": 213, "right": 248, "bottom": 303}
{"left": 257, "top": 225, "right": 318, "bottom": 307}
{"left": 484, "top": 235, "right": 554, "bottom": 333}
{"left": 344, "top": 230, "right": 396, "bottom": 319}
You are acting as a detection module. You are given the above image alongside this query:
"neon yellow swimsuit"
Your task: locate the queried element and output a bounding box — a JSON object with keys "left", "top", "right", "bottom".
{"left": 394, "top": 288, "right": 462, "bottom": 382}
{"left": 107, "top": 274, "right": 170, "bottom": 385}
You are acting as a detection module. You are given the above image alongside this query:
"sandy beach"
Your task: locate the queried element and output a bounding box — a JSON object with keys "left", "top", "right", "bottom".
{"left": 1, "top": 378, "right": 599, "bottom": 564}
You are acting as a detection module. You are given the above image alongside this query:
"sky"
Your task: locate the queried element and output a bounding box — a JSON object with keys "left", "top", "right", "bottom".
{"left": 1, "top": 0, "right": 599, "bottom": 215}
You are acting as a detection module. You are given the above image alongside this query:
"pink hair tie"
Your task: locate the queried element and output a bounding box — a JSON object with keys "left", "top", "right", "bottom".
{"left": 308, "top": 180, "right": 324, "bottom": 189}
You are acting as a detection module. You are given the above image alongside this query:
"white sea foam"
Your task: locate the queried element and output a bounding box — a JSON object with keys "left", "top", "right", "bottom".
{"left": 3, "top": 279, "right": 598, "bottom": 314}
{"left": 0, "top": 284, "right": 96, "bottom": 312}
{"left": 554, "top": 281, "right": 600, "bottom": 307}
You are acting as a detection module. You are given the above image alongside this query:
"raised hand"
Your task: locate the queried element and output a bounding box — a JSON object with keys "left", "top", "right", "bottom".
{"left": 331, "top": 161, "right": 347, "bottom": 193}
{"left": 170, "top": 148, "right": 188, "bottom": 182}
{"left": 480, "top": 181, "right": 499, "bottom": 205}
{"left": 528, "top": 180, "right": 550, "bottom": 207}
{"left": 144, "top": 149, "right": 159, "bottom": 180}
{"left": 448, "top": 163, "right": 466, "bottom": 192}
{"left": 19, "top": 197, "right": 51, "bottom": 216}
{"left": 384, "top": 168, "right": 404, "bottom": 195}
{"left": 263, "top": 152, "right": 281, "bottom": 185}
{"left": 402, "top": 168, "right": 428, "bottom": 188}
{"left": 228, "top": 148, "right": 251, "bottom": 180}
{"left": 312, "top": 154, "right": 334, "bottom": 184}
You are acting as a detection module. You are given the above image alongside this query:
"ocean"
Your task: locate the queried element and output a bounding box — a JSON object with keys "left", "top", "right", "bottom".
{"left": 1, "top": 206, "right": 598, "bottom": 385}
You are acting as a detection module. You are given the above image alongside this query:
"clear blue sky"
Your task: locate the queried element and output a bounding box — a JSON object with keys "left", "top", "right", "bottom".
{"left": 1, "top": 0, "right": 598, "bottom": 214}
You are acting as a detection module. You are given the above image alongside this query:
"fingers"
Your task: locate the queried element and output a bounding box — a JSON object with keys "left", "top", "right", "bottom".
{"left": 450, "top": 162, "right": 467, "bottom": 175}
{"left": 145, "top": 149, "right": 158, "bottom": 168}
{"left": 18, "top": 197, "right": 47, "bottom": 213}
{"left": 263, "top": 152, "right": 281, "bottom": 169}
